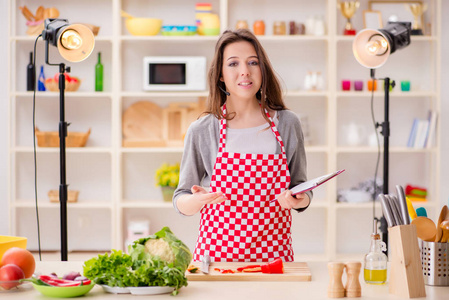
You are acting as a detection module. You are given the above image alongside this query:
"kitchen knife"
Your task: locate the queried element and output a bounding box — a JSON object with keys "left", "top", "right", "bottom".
{"left": 387, "top": 195, "right": 403, "bottom": 226}
{"left": 395, "top": 185, "right": 411, "bottom": 225}
{"left": 379, "top": 194, "right": 395, "bottom": 227}
{"left": 201, "top": 254, "right": 210, "bottom": 274}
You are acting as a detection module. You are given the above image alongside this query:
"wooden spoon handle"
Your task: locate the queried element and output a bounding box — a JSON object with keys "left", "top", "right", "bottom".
{"left": 121, "top": 10, "right": 134, "bottom": 18}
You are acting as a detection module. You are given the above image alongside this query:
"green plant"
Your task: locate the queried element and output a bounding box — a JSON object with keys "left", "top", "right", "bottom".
{"left": 155, "top": 163, "right": 180, "bottom": 188}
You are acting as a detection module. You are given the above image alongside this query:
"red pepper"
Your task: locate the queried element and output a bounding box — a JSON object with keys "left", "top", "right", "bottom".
{"left": 236, "top": 264, "right": 262, "bottom": 272}
{"left": 214, "top": 268, "right": 235, "bottom": 274}
{"left": 260, "top": 258, "right": 284, "bottom": 274}
{"left": 39, "top": 275, "right": 91, "bottom": 287}
{"left": 237, "top": 258, "right": 284, "bottom": 274}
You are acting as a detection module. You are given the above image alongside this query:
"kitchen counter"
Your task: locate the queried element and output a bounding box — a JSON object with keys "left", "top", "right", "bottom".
{"left": 4, "top": 261, "right": 448, "bottom": 299}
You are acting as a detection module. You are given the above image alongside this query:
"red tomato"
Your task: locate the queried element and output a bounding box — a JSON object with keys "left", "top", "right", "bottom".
{"left": 0, "top": 264, "right": 25, "bottom": 290}
{"left": 0, "top": 247, "right": 35, "bottom": 278}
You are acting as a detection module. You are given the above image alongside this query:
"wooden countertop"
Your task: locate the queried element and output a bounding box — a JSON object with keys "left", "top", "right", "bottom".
{"left": 4, "top": 261, "right": 449, "bottom": 299}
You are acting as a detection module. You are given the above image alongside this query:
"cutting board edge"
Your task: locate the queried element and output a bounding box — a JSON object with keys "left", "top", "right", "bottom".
{"left": 185, "top": 261, "right": 312, "bottom": 282}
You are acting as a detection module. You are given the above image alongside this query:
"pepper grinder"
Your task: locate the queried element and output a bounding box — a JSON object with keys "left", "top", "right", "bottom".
{"left": 328, "top": 262, "right": 345, "bottom": 298}
{"left": 345, "top": 261, "right": 362, "bottom": 297}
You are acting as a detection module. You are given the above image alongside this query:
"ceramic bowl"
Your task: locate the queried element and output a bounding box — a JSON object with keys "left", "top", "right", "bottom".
{"left": 0, "top": 236, "right": 27, "bottom": 261}
{"left": 32, "top": 283, "right": 95, "bottom": 298}
{"left": 125, "top": 18, "right": 162, "bottom": 36}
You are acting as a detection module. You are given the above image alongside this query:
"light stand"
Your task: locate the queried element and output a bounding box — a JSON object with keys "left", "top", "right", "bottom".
{"left": 353, "top": 22, "right": 411, "bottom": 254}
{"left": 41, "top": 19, "right": 94, "bottom": 261}
{"left": 371, "top": 69, "right": 394, "bottom": 247}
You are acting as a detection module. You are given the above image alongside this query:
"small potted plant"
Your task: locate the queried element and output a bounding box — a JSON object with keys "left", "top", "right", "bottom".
{"left": 155, "top": 163, "right": 180, "bottom": 202}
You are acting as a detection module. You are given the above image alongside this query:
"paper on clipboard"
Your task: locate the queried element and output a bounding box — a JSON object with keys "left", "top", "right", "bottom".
{"left": 290, "top": 169, "right": 345, "bottom": 195}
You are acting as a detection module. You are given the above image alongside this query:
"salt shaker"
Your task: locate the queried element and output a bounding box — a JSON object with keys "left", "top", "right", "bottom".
{"left": 345, "top": 261, "right": 362, "bottom": 297}
{"left": 328, "top": 262, "right": 345, "bottom": 298}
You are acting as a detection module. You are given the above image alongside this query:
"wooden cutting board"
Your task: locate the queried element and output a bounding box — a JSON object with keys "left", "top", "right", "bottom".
{"left": 186, "top": 262, "right": 311, "bottom": 281}
{"left": 122, "top": 101, "right": 163, "bottom": 140}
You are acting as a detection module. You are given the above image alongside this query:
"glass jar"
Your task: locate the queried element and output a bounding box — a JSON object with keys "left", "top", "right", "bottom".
{"left": 236, "top": 20, "right": 249, "bottom": 30}
{"left": 273, "top": 21, "right": 286, "bottom": 35}
{"left": 253, "top": 20, "right": 265, "bottom": 35}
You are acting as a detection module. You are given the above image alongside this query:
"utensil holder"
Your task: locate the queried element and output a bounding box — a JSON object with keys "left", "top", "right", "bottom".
{"left": 388, "top": 224, "right": 426, "bottom": 298}
{"left": 421, "top": 241, "right": 449, "bottom": 286}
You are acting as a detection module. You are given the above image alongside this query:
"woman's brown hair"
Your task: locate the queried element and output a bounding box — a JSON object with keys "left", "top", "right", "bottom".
{"left": 206, "top": 29, "right": 287, "bottom": 121}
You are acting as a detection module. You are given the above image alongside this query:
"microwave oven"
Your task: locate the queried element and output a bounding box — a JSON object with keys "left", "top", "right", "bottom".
{"left": 143, "top": 56, "right": 207, "bottom": 91}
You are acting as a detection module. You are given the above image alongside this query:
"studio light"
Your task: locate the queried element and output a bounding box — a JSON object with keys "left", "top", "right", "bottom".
{"left": 38, "top": 18, "right": 95, "bottom": 261}
{"left": 353, "top": 22, "right": 411, "bottom": 69}
{"left": 352, "top": 22, "right": 411, "bottom": 253}
{"left": 42, "top": 19, "right": 95, "bottom": 62}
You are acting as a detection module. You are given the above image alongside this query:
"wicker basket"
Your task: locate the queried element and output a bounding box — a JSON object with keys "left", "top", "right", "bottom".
{"left": 35, "top": 127, "right": 91, "bottom": 147}
{"left": 48, "top": 190, "right": 79, "bottom": 203}
{"left": 44, "top": 78, "right": 81, "bottom": 92}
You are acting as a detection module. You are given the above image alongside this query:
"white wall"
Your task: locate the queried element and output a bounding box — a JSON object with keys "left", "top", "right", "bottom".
{"left": 0, "top": 1, "right": 9, "bottom": 235}
{"left": 0, "top": 2, "right": 448, "bottom": 236}
{"left": 440, "top": 3, "right": 449, "bottom": 207}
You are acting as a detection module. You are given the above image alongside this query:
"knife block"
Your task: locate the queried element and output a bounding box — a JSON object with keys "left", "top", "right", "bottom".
{"left": 388, "top": 224, "right": 426, "bottom": 298}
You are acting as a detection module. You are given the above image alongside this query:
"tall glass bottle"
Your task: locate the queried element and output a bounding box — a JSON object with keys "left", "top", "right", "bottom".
{"left": 37, "top": 65, "right": 46, "bottom": 92}
{"left": 364, "top": 219, "right": 388, "bottom": 284}
{"left": 95, "top": 52, "right": 103, "bottom": 92}
{"left": 26, "top": 52, "right": 35, "bottom": 91}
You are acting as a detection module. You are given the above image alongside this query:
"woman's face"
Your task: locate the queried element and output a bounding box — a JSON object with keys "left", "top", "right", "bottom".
{"left": 221, "top": 41, "right": 262, "bottom": 100}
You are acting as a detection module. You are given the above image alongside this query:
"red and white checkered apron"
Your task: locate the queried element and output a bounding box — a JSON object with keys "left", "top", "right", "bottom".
{"left": 193, "top": 105, "right": 293, "bottom": 262}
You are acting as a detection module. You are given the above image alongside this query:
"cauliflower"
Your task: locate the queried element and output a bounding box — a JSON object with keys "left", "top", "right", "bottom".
{"left": 129, "top": 227, "right": 192, "bottom": 272}
{"left": 144, "top": 238, "right": 175, "bottom": 263}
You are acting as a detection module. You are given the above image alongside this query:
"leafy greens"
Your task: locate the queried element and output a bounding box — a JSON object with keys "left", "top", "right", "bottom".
{"left": 83, "top": 227, "right": 191, "bottom": 296}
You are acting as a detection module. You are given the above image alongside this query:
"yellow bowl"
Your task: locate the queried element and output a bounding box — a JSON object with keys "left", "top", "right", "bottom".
{"left": 125, "top": 18, "right": 162, "bottom": 36}
{"left": 0, "top": 236, "right": 27, "bottom": 261}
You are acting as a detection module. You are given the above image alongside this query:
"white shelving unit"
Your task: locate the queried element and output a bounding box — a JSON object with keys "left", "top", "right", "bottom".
{"left": 8, "top": 0, "right": 441, "bottom": 260}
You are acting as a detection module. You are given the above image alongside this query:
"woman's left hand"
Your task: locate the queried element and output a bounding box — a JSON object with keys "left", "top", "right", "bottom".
{"left": 276, "top": 190, "right": 310, "bottom": 210}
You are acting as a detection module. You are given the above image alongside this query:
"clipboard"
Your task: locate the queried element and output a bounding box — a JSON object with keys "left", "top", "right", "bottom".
{"left": 270, "top": 169, "right": 345, "bottom": 202}
{"left": 290, "top": 169, "right": 345, "bottom": 195}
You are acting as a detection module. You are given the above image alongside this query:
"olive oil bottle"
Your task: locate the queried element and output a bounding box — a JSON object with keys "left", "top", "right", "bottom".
{"left": 364, "top": 219, "right": 387, "bottom": 284}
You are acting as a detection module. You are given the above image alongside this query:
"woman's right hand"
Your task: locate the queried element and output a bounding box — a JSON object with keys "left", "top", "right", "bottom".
{"left": 176, "top": 185, "right": 227, "bottom": 215}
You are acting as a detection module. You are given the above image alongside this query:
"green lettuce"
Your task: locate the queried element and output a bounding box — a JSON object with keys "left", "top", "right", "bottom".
{"left": 83, "top": 227, "right": 191, "bottom": 295}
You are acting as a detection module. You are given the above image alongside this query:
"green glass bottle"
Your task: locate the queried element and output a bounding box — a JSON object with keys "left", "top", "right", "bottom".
{"left": 95, "top": 52, "right": 103, "bottom": 91}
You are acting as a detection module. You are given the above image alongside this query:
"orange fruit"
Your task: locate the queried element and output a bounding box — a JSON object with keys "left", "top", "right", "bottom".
{"left": 0, "top": 247, "right": 35, "bottom": 278}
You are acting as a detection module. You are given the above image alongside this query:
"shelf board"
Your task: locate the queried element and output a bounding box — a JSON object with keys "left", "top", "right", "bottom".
{"left": 14, "top": 147, "right": 112, "bottom": 154}
{"left": 336, "top": 35, "right": 437, "bottom": 42}
{"left": 121, "top": 91, "right": 209, "bottom": 98}
{"left": 120, "top": 146, "right": 327, "bottom": 154}
{"left": 14, "top": 201, "right": 112, "bottom": 209}
{"left": 120, "top": 201, "right": 173, "bottom": 208}
{"left": 335, "top": 201, "right": 435, "bottom": 209}
{"left": 120, "top": 35, "right": 328, "bottom": 42}
{"left": 14, "top": 91, "right": 113, "bottom": 98}
{"left": 12, "top": 36, "right": 113, "bottom": 42}
{"left": 336, "top": 91, "right": 437, "bottom": 97}
{"left": 122, "top": 91, "right": 328, "bottom": 98}
{"left": 336, "top": 146, "right": 435, "bottom": 153}
{"left": 121, "top": 147, "right": 184, "bottom": 153}
{"left": 120, "top": 200, "right": 328, "bottom": 209}
{"left": 121, "top": 35, "right": 218, "bottom": 42}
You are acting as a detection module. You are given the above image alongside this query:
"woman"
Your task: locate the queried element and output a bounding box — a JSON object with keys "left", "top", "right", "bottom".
{"left": 173, "top": 29, "right": 312, "bottom": 262}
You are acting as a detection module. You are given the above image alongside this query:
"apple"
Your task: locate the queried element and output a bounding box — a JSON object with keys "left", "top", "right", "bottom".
{"left": 0, "top": 264, "right": 25, "bottom": 290}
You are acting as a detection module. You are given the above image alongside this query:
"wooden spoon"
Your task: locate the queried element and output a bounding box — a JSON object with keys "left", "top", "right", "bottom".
{"left": 411, "top": 216, "right": 437, "bottom": 242}
{"left": 121, "top": 10, "right": 135, "bottom": 18}
{"left": 435, "top": 205, "right": 448, "bottom": 242}
{"left": 439, "top": 220, "right": 449, "bottom": 243}
{"left": 35, "top": 6, "right": 44, "bottom": 21}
